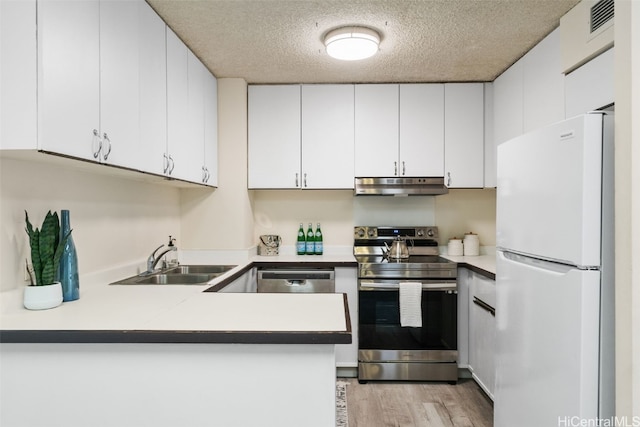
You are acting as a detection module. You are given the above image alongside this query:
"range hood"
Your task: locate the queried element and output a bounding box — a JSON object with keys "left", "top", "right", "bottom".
{"left": 354, "top": 177, "right": 449, "bottom": 196}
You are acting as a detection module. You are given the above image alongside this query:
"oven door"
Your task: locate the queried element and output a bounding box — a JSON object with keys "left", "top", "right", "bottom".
{"left": 358, "top": 279, "right": 458, "bottom": 363}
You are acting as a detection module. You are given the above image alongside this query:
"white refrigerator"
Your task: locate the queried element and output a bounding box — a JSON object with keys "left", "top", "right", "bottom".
{"left": 495, "top": 112, "right": 615, "bottom": 426}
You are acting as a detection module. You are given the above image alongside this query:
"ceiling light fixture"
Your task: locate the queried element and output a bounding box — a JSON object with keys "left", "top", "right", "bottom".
{"left": 324, "top": 26, "right": 380, "bottom": 61}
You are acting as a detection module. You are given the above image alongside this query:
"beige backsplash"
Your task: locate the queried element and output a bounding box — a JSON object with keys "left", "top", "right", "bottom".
{"left": 252, "top": 188, "right": 496, "bottom": 247}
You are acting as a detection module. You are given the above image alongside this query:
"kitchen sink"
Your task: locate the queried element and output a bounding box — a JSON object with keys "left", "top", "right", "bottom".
{"left": 135, "top": 274, "right": 214, "bottom": 285}
{"left": 164, "top": 265, "right": 237, "bottom": 275}
{"left": 110, "top": 264, "right": 237, "bottom": 286}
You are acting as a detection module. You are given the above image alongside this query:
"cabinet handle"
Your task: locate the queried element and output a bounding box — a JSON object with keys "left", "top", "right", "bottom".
{"left": 169, "top": 155, "right": 175, "bottom": 174}
{"left": 92, "top": 129, "right": 102, "bottom": 159}
{"left": 402, "top": 161, "right": 406, "bottom": 176}
{"left": 163, "top": 153, "right": 170, "bottom": 174}
{"left": 394, "top": 161, "right": 398, "bottom": 176}
{"left": 304, "top": 173, "right": 307, "bottom": 188}
{"left": 473, "top": 297, "right": 495, "bottom": 317}
{"left": 447, "top": 172, "right": 451, "bottom": 187}
{"left": 102, "top": 132, "right": 111, "bottom": 161}
{"left": 202, "top": 166, "right": 207, "bottom": 183}
{"left": 295, "top": 172, "right": 299, "bottom": 187}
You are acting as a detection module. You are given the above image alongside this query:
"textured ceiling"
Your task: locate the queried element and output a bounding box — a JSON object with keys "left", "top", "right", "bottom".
{"left": 146, "top": 0, "right": 580, "bottom": 84}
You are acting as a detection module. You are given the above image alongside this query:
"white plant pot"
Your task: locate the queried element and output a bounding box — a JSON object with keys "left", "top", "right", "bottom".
{"left": 23, "top": 282, "right": 63, "bottom": 310}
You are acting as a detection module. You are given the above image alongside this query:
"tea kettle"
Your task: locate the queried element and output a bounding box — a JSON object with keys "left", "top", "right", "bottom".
{"left": 383, "top": 236, "right": 410, "bottom": 259}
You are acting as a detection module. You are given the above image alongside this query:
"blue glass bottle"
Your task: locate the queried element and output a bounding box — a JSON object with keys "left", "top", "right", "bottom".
{"left": 58, "top": 210, "right": 79, "bottom": 301}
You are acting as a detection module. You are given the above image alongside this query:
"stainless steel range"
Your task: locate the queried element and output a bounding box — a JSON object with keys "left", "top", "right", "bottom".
{"left": 354, "top": 226, "right": 458, "bottom": 383}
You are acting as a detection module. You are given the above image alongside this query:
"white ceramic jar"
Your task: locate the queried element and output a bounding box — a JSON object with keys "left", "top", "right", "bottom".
{"left": 463, "top": 233, "right": 480, "bottom": 256}
{"left": 447, "top": 238, "right": 464, "bottom": 256}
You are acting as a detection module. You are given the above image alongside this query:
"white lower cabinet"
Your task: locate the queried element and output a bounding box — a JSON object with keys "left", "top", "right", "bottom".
{"left": 335, "top": 267, "right": 358, "bottom": 370}
{"left": 467, "top": 269, "right": 496, "bottom": 399}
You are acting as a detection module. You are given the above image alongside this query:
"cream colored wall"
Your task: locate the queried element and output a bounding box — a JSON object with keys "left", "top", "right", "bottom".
{"left": 251, "top": 189, "right": 496, "bottom": 248}
{"left": 614, "top": 0, "right": 640, "bottom": 417}
{"left": 180, "top": 78, "right": 254, "bottom": 250}
{"left": 434, "top": 188, "right": 496, "bottom": 246}
{"left": 0, "top": 155, "right": 181, "bottom": 292}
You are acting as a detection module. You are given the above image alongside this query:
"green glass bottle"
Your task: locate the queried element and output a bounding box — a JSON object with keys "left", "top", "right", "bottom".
{"left": 305, "top": 222, "right": 315, "bottom": 255}
{"left": 314, "top": 223, "right": 323, "bottom": 255}
{"left": 296, "top": 223, "right": 306, "bottom": 255}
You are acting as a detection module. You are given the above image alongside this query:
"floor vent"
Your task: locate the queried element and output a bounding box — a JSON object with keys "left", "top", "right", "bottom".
{"left": 590, "top": 0, "right": 614, "bottom": 34}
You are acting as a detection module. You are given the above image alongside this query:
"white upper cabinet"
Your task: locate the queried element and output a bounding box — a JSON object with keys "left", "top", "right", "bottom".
{"left": 302, "top": 85, "right": 355, "bottom": 189}
{"left": 494, "top": 28, "right": 565, "bottom": 146}
{"left": 99, "top": 0, "right": 142, "bottom": 168}
{"left": 444, "top": 83, "right": 484, "bottom": 188}
{"left": 138, "top": 1, "right": 167, "bottom": 176}
{"left": 354, "top": 84, "right": 399, "bottom": 177}
{"left": 37, "top": 0, "right": 101, "bottom": 161}
{"left": 3, "top": 0, "right": 216, "bottom": 188}
{"left": 0, "top": 0, "right": 37, "bottom": 150}
{"left": 203, "top": 71, "right": 218, "bottom": 186}
{"left": 166, "top": 29, "right": 215, "bottom": 185}
{"left": 248, "top": 85, "right": 302, "bottom": 189}
{"left": 522, "top": 29, "right": 565, "bottom": 133}
{"left": 166, "top": 28, "right": 190, "bottom": 180}
{"left": 565, "top": 47, "right": 614, "bottom": 118}
{"left": 493, "top": 59, "right": 523, "bottom": 147}
{"left": 399, "top": 84, "right": 445, "bottom": 177}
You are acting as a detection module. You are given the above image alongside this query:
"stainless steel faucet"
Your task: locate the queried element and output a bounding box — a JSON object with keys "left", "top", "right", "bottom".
{"left": 146, "top": 244, "right": 177, "bottom": 273}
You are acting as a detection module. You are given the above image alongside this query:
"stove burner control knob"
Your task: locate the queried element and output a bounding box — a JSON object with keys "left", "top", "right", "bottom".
{"left": 416, "top": 229, "right": 425, "bottom": 237}
{"left": 368, "top": 228, "right": 376, "bottom": 238}
{"left": 355, "top": 227, "right": 366, "bottom": 238}
{"left": 427, "top": 229, "right": 434, "bottom": 237}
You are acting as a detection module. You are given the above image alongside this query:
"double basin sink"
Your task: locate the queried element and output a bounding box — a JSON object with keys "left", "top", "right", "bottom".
{"left": 111, "top": 265, "right": 237, "bottom": 286}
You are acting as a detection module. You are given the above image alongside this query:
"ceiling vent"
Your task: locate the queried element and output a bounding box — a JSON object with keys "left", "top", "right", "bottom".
{"left": 590, "top": 0, "right": 614, "bottom": 36}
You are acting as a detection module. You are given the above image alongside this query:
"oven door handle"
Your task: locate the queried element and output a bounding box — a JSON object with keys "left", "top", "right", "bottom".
{"left": 359, "top": 281, "right": 457, "bottom": 291}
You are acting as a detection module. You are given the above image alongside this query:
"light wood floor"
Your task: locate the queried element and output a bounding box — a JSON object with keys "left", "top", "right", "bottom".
{"left": 343, "top": 378, "right": 493, "bottom": 427}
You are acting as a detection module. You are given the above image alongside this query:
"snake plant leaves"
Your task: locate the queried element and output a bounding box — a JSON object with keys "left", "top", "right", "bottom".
{"left": 25, "top": 210, "right": 70, "bottom": 286}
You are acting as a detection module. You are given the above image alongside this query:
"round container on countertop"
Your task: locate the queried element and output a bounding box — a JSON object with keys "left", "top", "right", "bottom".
{"left": 463, "top": 233, "right": 480, "bottom": 256}
{"left": 447, "top": 238, "right": 464, "bottom": 256}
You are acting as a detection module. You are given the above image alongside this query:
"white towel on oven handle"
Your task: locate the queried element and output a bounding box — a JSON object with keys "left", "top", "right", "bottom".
{"left": 399, "top": 282, "right": 422, "bottom": 327}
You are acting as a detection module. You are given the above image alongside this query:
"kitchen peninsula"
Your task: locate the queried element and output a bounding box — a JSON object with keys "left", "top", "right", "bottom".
{"left": 0, "top": 258, "right": 352, "bottom": 427}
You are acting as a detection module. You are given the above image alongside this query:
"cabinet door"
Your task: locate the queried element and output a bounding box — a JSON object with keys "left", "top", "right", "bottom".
{"left": 1, "top": 0, "right": 37, "bottom": 150}
{"left": 138, "top": 1, "right": 167, "bottom": 175}
{"left": 354, "top": 84, "right": 399, "bottom": 177}
{"left": 37, "top": 0, "right": 100, "bottom": 160}
{"left": 444, "top": 83, "right": 484, "bottom": 188}
{"left": 493, "top": 59, "right": 523, "bottom": 146}
{"left": 180, "top": 50, "right": 206, "bottom": 183}
{"left": 248, "top": 85, "right": 301, "bottom": 189}
{"left": 203, "top": 70, "right": 218, "bottom": 187}
{"left": 565, "top": 47, "right": 614, "bottom": 118}
{"left": 301, "top": 85, "right": 354, "bottom": 189}
{"left": 522, "top": 29, "right": 565, "bottom": 133}
{"left": 99, "top": 0, "right": 141, "bottom": 167}
{"left": 166, "top": 28, "right": 191, "bottom": 181}
{"left": 399, "top": 84, "right": 444, "bottom": 176}
{"left": 469, "top": 271, "right": 496, "bottom": 399}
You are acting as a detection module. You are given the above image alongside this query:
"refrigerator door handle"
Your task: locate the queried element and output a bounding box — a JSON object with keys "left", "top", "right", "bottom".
{"left": 500, "top": 250, "right": 580, "bottom": 274}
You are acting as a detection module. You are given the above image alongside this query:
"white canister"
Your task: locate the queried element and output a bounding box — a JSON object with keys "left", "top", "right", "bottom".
{"left": 463, "top": 233, "right": 480, "bottom": 256}
{"left": 447, "top": 238, "right": 464, "bottom": 256}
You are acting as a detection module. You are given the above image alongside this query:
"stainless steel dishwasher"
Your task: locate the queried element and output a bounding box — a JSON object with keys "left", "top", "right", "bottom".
{"left": 257, "top": 268, "right": 335, "bottom": 293}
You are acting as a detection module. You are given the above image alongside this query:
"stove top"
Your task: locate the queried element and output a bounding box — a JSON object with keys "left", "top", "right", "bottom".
{"left": 354, "top": 226, "right": 456, "bottom": 279}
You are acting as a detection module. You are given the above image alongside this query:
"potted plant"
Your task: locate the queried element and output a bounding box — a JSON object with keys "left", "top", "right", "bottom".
{"left": 23, "top": 210, "right": 71, "bottom": 310}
